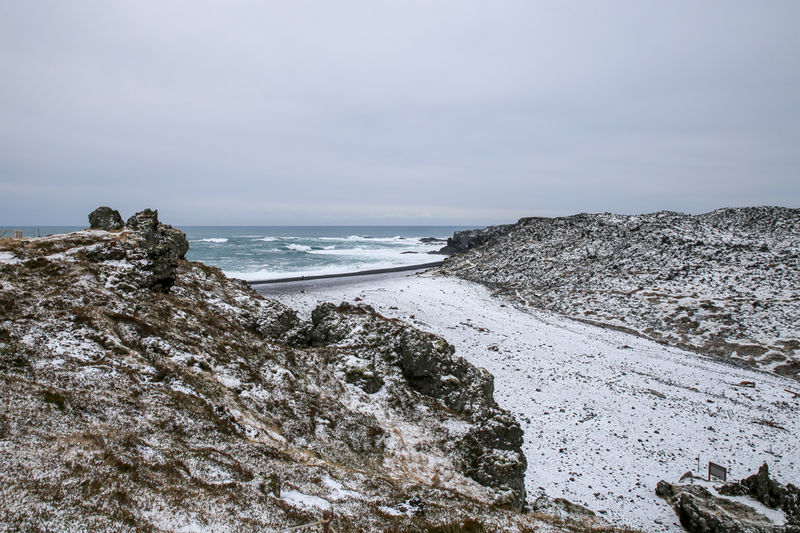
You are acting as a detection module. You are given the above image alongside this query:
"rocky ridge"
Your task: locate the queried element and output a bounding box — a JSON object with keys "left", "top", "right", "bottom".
{"left": 437, "top": 207, "right": 800, "bottom": 377}
{"left": 0, "top": 209, "right": 621, "bottom": 532}
{"left": 436, "top": 224, "right": 516, "bottom": 256}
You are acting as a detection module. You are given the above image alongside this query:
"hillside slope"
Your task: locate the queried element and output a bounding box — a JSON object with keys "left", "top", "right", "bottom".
{"left": 437, "top": 207, "right": 800, "bottom": 378}
{"left": 0, "top": 209, "right": 605, "bottom": 532}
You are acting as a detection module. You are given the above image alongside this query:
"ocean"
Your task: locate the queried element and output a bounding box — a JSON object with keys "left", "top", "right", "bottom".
{"left": 9, "top": 225, "right": 471, "bottom": 281}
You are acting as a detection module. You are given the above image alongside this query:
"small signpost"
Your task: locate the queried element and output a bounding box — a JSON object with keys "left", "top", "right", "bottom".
{"left": 708, "top": 461, "right": 727, "bottom": 482}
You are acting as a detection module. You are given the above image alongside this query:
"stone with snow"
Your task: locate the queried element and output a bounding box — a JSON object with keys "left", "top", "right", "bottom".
{"left": 657, "top": 464, "right": 799, "bottom": 532}
{"left": 88, "top": 206, "right": 124, "bottom": 230}
{"left": 124, "top": 208, "right": 189, "bottom": 291}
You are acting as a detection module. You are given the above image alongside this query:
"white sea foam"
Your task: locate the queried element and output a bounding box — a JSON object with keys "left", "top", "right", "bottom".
{"left": 318, "top": 235, "right": 413, "bottom": 243}
{"left": 193, "top": 238, "right": 228, "bottom": 243}
{"left": 285, "top": 244, "right": 312, "bottom": 252}
{"left": 308, "top": 247, "right": 428, "bottom": 259}
{"left": 223, "top": 257, "right": 436, "bottom": 281}
{"left": 253, "top": 237, "right": 277, "bottom": 242}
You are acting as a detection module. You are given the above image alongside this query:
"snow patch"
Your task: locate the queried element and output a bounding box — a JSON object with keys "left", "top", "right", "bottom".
{"left": 280, "top": 489, "right": 332, "bottom": 510}
{"left": 0, "top": 251, "right": 19, "bottom": 264}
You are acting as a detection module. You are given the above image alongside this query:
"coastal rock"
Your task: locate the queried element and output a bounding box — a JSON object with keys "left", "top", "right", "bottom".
{"left": 436, "top": 224, "right": 515, "bottom": 255}
{"left": 437, "top": 207, "right": 800, "bottom": 377}
{"left": 457, "top": 409, "right": 527, "bottom": 509}
{"left": 124, "top": 208, "right": 189, "bottom": 291}
{"left": 284, "top": 300, "right": 528, "bottom": 509}
{"left": 126, "top": 207, "right": 160, "bottom": 235}
{"left": 88, "top": 206, "right": 124, "bottom": 230}
{"left": 656, "top": 465, "right": 800, "bottom": 532}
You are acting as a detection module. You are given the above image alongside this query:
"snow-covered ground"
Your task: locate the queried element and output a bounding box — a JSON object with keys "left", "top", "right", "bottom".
{"left": 257, "top": 271, "right": 800, "bottom": 533}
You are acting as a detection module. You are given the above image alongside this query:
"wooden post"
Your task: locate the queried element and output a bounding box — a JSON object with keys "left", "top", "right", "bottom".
{"left": 13, "top": 230, "right": 23, "bottom": 239}
{"left": 321, "top": 510, "right": 333, "bottom": 532}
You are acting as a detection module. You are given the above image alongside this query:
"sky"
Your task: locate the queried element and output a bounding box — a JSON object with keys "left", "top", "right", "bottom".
{"left": 1, "top": 1, "right": 799, "bottom": 226}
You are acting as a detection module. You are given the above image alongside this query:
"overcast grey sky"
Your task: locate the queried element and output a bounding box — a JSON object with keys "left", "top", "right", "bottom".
{"left": 1, "top": 1, "right": 799, "bottom": 225}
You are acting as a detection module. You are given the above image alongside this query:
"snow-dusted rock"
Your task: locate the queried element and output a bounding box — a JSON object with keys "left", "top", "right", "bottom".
{"left": 88, "top": 206, "right": 124, "bottom": 231}
{"left": 124, "top": 208, "right": 190, "bottom": 291}
{"left": 657, "top": 464, "right": 799, "bottom": 532}
{"left": 436, "top": 223, "right": 516, "bottom": 255}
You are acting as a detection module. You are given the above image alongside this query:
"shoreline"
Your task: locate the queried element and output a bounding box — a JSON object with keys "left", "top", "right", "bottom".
{"left": 246, "top": 260, "right": 444, "bottom": 285}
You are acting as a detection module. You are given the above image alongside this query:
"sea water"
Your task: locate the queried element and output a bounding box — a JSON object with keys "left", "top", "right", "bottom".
{"left": 183, "top": 226, "right": 468, "bottom": 280}
{"left": 10, "top": 225, "right": 471, "bottom": 280}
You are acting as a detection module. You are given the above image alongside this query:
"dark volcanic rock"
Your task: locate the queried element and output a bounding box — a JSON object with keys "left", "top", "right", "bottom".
{"left": 88, "top": 206, "right": 124, "bottom": 231}
{"left": 657, "top": 465, "right": 800, "bottom": 532}
{"left": 126, "top": 208, "right": 160, "bottom": 236}
{"left": 125, "top": 208, "right": 189, "bottom": 292}
{"left": 719, "top": 464, "right": 800, "bottom": 526}
{"left": 435, "top": 224, "right": 515, "bottom": 255}
{"left": 287, "top": 301, "right": 528, "bottom": 510}
{"left": 457, "top": 409, "right": 526, "bottom": 509}
{"left": 394, "top": 325, "right": 527, "bottom": 509}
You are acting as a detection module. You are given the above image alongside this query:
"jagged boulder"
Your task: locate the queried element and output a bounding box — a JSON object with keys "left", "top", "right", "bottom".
{"left": 284, "top": 300, "right": 528, "bottom": 510}
{"left": 124, "top": 208, "right": 189, "bottom": 291}
{"left": 88, "top": 206, "right": 124, "bottom": 231}
{"left": 457, "top": 409, "right": 527, "bottom": 509}
{"left": 394, "top": 328, "right": 494, "bottom": 415}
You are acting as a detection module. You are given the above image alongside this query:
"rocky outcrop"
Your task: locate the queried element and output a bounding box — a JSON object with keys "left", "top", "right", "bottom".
{"left": 656, "top": 465, "right": 799, "bottom": 532}
{"left": 88, "top": 206, "right": 124, "bottom": 230}
{"left": 437, "top": 207, "right": 800, "bottom": 377}
{"left": 0, "top": 211, "right": 596, "bottom": 531}
{"left": 285, "top": 301, "right": 527, "bottom": 510}
{"left": 718, "top": 464, "right": 800, "bottom": 527}
{"left": 435, "top": 224, "right": 515, "bottom": 255}
{"left": 124, "top": 208, "right": 189, "bottom": 292}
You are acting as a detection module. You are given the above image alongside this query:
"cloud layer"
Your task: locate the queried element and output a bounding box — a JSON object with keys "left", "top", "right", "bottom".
{"left": 2, "top": 1, "right": 799, "bottom": 224}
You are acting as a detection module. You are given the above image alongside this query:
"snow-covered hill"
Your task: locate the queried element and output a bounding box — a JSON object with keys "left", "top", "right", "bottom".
{"left": 437, "top": 207, "right": 800, "bottom": 378}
